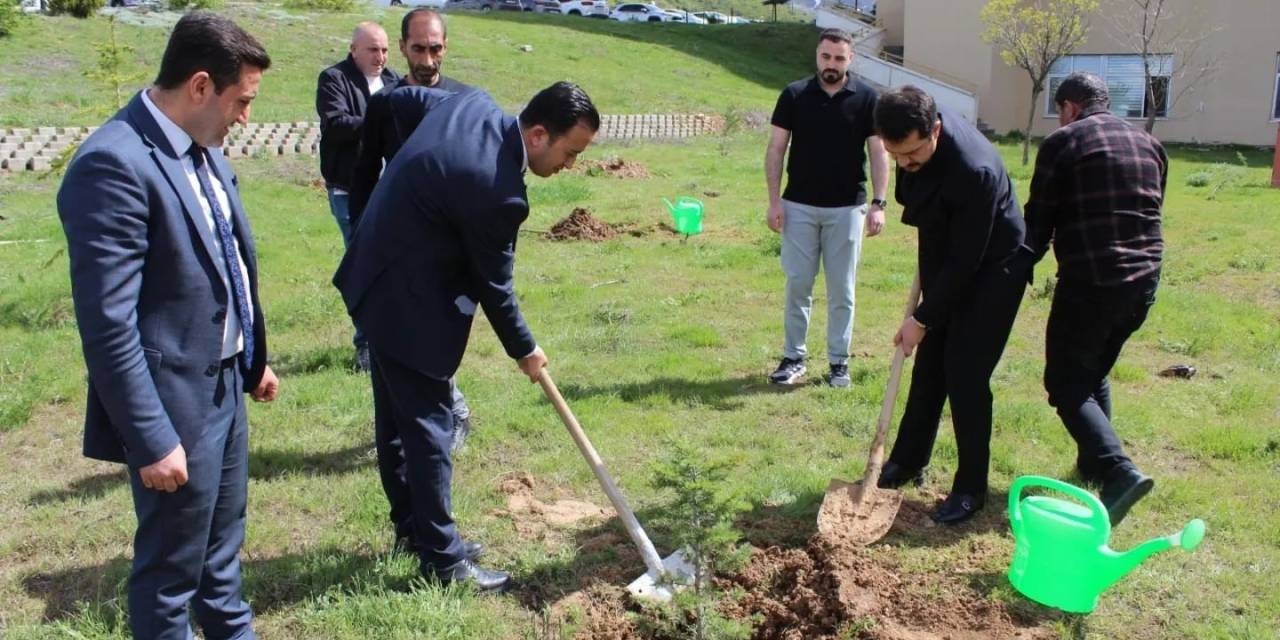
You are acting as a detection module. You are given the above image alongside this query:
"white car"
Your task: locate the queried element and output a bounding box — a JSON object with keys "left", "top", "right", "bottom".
{"left": 558, "top": 0, "right": 609, "bottom": 17}
{"left": 609, "top": 2, "right": 669, "bottom": 22}
{"left": 377, "top": 0, "right": 448, "bottom": 8}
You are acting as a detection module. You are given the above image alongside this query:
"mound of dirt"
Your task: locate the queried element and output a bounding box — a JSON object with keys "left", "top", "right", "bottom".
{"left": 722, "top": 537, "right": 1051, "bottom": 640}
{"left": 545, "top": 208, "right": 618, "bottom": 242}
{"left": 578, "top": 157, "right": 651, "bottom": 179}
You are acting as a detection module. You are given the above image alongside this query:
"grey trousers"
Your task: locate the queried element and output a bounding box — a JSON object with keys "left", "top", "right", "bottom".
{"left": 780, "top": 200, "right": 867, "bottom": 365}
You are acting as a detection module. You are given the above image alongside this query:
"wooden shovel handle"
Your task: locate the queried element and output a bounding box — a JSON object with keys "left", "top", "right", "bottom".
{"left": 537, "top": 368, "right": 667, "bottom": 578}
{"left": 860, "top": 271, "right": 923, "bottom": 490}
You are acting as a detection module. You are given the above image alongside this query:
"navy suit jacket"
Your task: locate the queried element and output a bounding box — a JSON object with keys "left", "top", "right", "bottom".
{"left": 57, "top": 93, "right": 269, "bottom": 468}
{"left": 333, "top": 89, "right": 535, "bottom": 380}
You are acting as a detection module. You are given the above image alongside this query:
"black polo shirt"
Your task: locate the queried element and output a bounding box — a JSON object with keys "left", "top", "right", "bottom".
{"left": 771, "top": 73, "right": 879, "bottom": 208}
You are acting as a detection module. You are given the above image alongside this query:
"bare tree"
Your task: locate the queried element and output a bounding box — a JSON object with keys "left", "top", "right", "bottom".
{"left": 980, "top": 0, "right": 1098, "bottom": 165}
{"left": 1110, "top": 0, "right": 1219, "bottom": 134}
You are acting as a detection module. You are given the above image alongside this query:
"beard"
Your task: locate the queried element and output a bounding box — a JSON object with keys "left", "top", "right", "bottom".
{"left": 410, "top": 63, "right": 440, "bottom": 86}
{"left": 820, "top": 68, "right": 843, "bottom": 84}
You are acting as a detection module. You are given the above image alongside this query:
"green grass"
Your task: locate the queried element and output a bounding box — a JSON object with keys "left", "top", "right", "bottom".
{"left": 0, "top": 1, "right": 816, "bottom": 127}
{"left": 3, "top": 6, "right": 1280, "bottom": 639}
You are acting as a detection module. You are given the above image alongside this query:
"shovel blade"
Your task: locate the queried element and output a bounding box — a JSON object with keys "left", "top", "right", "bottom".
{"left": 626, "top": 549, "right": 698, "bottom": 602}
{"left": 817, "top": 478, "right": 903, "bottom": 545}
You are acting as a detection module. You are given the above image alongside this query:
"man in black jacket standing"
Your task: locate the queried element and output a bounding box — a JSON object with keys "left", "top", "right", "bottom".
{"left": 872, "top": 86, "right": 1029, "bottom": 525}
{"left": 1024, "top": 72, "right": 1167, "bottom": 526}
{"left": 317, "top": 22, "right": 400, "bottom": 370}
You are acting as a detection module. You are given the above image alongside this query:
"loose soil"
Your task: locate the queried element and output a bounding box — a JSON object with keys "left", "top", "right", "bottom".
{"left": 493, "top": 472, "right": 609, "bottom": 540}
{"left": 545, "top": 208, "right": 619, "bottom": 242}
{"left": 576, "top": 157, "right": 651, "bottom": 179}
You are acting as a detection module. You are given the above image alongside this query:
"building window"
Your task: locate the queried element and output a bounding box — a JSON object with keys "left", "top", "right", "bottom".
{"left": 1273, "top": 54, "right": 1280, "bottom": 121}
{"left": 1046, "top": 54, "right": 1172, "bottom": 119}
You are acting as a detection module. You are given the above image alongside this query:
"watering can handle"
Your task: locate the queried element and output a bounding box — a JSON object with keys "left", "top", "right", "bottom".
{"left": 1008, "top": 475, "right": 1110, "bottom": 538}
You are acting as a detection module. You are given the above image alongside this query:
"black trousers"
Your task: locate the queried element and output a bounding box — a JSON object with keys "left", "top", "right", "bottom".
{"left": 369, "top": 343, "right": 465, "bottom": 570}
{"left": 887, "top": 264, "right": 1027, "bottom": 496}
{"left": 1045, "top": 276, "right": 1158, "bottom": 482}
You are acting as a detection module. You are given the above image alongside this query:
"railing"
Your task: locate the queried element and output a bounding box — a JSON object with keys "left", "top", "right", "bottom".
{"left": 854, "top": 52, "right": 978, "bottom": 122}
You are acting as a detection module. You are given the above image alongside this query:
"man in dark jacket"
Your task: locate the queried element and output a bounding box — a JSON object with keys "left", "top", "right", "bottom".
{"left": 317, "top": 22, "right": 400, "bottom": 369}
{"left": 333, "top": 82, "right": 600, "bottom": 591}
{"left": 872, "top": 86, "right": 1030, "bottom": 525}
{"left": 349, "top": 8, "right": 469, "bottom": 226}
{"left": 1024, "top": 72, "right": 1168, "bottom": 526}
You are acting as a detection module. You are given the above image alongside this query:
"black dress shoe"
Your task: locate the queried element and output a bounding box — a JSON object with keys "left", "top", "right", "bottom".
{"left": 395, "top": 537, "right": 484, "bottom": 561}
{"left": 877, "top": 462, "right": 926, "bottom": 489}
{"left": 930, "top": 492, "right": 985, "bottom": 525}
{"left": 450, "top": 416, "right": 472, "bottom": 454}
{"left": 1100, "top": 468, "right": 1154, "bottom": 527}
{"left": 429, "top": 559, "right": 510, "bottom": 592}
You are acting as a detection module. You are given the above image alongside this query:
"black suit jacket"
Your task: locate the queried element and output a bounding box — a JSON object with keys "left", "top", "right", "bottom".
{"left": 316, "top": 55, "right": 401, "bottom": 190}
{"left": 333, "top": 89, "right": 535, "bottom": 380}
{"left": 895, "top": 109, "right": 1026, "bottom": 328}
{"left": 57, "top": 94, "right": 269, "bottom": 467}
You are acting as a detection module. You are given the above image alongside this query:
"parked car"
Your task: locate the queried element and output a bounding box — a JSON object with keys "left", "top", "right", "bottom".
{"left": 446, "top": 0, "right": 523, "bottom": 10}
{"left": 524, "top": 0, "right": 559, "bottom": 11}
{"left": 689, "top": 10, "right": 749, "bottom": 24}
{"left": 559, "top": 0, "right": 609, "bottom": 17}
{"left": 663, "top": 8, "right": 706, "bottom": 23}
{"left": 377, "top": 0, "right": 448, "bottom": 8}
{"left": 609, "top": 2, "right": 669, "bottom": 22}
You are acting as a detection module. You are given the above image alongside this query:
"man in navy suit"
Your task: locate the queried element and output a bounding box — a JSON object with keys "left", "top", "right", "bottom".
{"left": 334, "top": 82, "right": 599, "bottom": 590}
{"left": 56, "top": 12, "right": 278, "bottom": 639}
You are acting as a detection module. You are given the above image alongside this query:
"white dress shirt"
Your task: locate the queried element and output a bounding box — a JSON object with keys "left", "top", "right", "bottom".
{"left": 140, "top": 89, "right": 253, "bottom": 360}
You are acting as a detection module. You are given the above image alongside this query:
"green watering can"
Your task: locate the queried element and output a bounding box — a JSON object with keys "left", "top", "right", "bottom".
{"left": 663, "top": 196, "right": 704, "bottom": 236}
{"left": 1008, "top": 475, "right": 1206, "bottom": 614}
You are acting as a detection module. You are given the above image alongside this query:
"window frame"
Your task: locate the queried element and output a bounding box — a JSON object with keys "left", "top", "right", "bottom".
{"left": 1044, "top": 53, "right": 1173, "bottom": 121}
{"left": 1271, "top": 53, "right": 1280, "bottom": 122}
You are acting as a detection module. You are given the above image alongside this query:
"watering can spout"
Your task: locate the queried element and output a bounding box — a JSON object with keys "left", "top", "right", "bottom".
{"left": 1103, "top": 519, "right": 1206, "bottom": 587}
{"left": 662, "top": 198, "right": 676, "bottom": 213}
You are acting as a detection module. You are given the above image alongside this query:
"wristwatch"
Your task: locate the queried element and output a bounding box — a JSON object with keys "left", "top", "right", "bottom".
{"left": 870, "top": 198, "right": 888, "bottom": 208}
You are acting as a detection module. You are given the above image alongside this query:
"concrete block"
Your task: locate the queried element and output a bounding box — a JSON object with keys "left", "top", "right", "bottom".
{"left": 28, "top": 157, "right": 51, "bottom": 171}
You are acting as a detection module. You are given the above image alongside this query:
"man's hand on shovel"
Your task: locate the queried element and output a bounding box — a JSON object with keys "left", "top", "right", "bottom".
{"left": 893, "top": 315, "right": 927, "bottom": 357}
{"left": 518, "top": 346, "right": 548, "bottom": 382}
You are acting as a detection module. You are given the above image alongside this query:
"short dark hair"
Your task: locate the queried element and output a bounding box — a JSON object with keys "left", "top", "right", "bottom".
{"left": 818, "top": 28, "right": 853, "bottom": 46}
{"left": 1054, "top": 71, "right": 1110, "bottom": 110}
{"left": 519, "top": 81, "right": 600, "bottom": 139}
{"left": 402, "top": 8, "right": 446, "bottom": 41}
{"left": 874, "top": 85, "right": 938, "bottom": 142}
{"left": 154, "top": 12, "right": 271, "bottom": 93}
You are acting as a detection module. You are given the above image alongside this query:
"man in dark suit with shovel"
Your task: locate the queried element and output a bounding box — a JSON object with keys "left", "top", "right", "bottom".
{"left": 333, "top": 82, "right": 599, "bottom": 590}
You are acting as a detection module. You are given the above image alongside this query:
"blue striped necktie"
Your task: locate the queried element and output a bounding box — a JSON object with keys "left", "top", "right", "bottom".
{"left": 189, "top": 144, "right": 254, "bottom": 368}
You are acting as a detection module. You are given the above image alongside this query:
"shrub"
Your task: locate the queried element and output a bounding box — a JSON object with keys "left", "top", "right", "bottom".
{"left": 169, "top": 0, "right": 219, "bottom": 9}
{"left": 1184, "top": 171, "right": 1212, "bottom": 188}
{"left": 0, "top": 0, "right": 23, "bottom": 39}
{"left": 48, "top": 0, "right": 103, "bottom": 18}
{"left": 282, "top": 0, "right": 354, "bottom": 11}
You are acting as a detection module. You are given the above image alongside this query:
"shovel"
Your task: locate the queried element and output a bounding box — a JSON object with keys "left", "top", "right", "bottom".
{"left": 817, "top": 271, "right": 922, "bottom": 545}
{"left": 537, "top": 368, "right": 695, "bottom": 601}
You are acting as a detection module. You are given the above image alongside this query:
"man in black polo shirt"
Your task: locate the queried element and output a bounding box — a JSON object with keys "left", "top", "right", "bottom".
{"left": 765, "top": 27, "right": 889, "bottom": 388}
{"left": 349, "top": 9, "right": 470, "bottom": 226}
{"left": 873, "top": 86, "right": 1029, "bottom": 525}
{"left": 1024, "top": 72, "right": 1168, "bottom": 526}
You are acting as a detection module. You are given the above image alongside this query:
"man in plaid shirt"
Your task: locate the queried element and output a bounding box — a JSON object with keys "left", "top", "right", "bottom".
{"left": 1025, "top": 71, "right": 1168, "bottom": 526}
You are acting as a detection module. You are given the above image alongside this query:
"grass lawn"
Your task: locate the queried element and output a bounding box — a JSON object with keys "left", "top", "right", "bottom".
{"left": 2, "top": 6, "right": 1280, "bottom": 640}
{"left": 0, "top": 1, "right": 815, "bottom": 128}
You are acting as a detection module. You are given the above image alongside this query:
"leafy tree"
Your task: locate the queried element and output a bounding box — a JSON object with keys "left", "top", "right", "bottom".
{"left": 980, "top": 0, "right": 1098, "bottom": 165}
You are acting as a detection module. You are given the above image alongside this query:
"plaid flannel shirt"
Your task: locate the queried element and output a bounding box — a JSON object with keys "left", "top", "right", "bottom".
{"left": 1025, "top": 107, "right": 1168, "bottom": 286}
